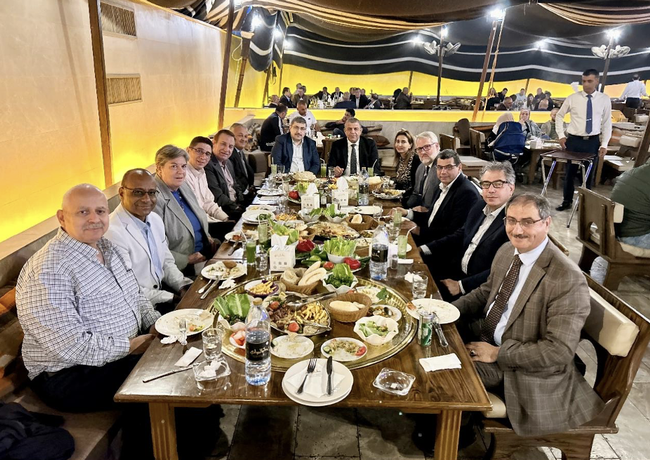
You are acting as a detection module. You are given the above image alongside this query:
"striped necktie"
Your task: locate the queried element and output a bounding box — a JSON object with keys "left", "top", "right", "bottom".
{"left": 586, "top": 94, "right": 593, "bottom": 135}
{"left": 480, "top": 254, "right": 523, "bottom": 344}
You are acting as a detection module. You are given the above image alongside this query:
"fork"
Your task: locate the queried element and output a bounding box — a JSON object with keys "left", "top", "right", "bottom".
{"left": 297, "top": 358, "right": 317, "bottom": 394}
{"left": 198, "top": 278, "right": 214, "bottom": 294}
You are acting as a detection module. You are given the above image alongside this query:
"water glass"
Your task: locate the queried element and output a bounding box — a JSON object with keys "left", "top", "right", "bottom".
{"left": 202, "top": 328, "right": 223, "bottom": 362}
{"left": 328, "top": 166, "right": 336, "bottom": 179}
{"left": 388, "top": 225, "right": 400, "bottom": 243}
{"left": 412, "top": 272, "right": 428, "bottom": 299}
{"left": 270, "top": 164, "right": 278, "bottom": 176}
{"left": 256, "top": 250, "right": 269, "bottom": 275}
{"left": 277, "top": 165, "right": 285, "bottom": 175}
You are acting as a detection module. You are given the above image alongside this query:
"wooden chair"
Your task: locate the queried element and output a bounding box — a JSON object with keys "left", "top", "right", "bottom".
{"left": 455, "top": 118, "right": 471, "bottom": 155}
{"left": 482, "top": 274, "right": 650, "bottom": 460}
{"left": 439, "top": 133, "right": 458, "bottom": 151}
{"left": 576, "top": 188, "right": 650, "bottom": 290}
{"left": 469, "top": 128, "right": 484, "bottom": 159}
{"left": 549, "top": 233, "right": 569, "bottom": 257}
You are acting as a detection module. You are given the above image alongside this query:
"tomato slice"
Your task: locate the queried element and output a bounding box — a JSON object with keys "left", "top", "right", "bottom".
{"left": 288, "top": 322, "right": 300, "bottom": 333}
{"left": 356, "top": 346, "right": 367, "bottom": 356}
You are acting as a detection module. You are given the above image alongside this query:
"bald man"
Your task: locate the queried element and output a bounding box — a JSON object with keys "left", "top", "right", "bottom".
{"left": 16, "top": 184, "right": 159, "bottom": 413}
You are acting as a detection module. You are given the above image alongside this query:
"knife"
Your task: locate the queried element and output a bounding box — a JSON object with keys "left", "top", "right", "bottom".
{"left": 227, "top": 241, "right": 240, "bottom": 256}
{"left": 326, "top": 356, "right": 333, "bottom": 396}
{"left": 431, "top": 313, "right": 449, "bottom": 348}
{"left": 142, "top": 365, "right": 193, "bottom": 383}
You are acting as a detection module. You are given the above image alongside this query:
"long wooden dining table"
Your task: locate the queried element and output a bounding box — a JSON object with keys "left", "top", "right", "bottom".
{"left": 114, "top": 195, "right": 491, "bottom": 460}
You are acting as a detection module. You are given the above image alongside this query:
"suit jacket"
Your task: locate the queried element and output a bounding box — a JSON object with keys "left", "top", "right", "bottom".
{"left": 453, "top": 242, "right": 604, "bottom": 436}
{"left": 231, "top": 148, "right": 255, "bottom": 189}
{"left": 333, "top": 100, "right": 355, "bottom": 109}
{"left": 153, "top": 176, "right": 210, "bottom": 270}
{"left": 260, "top": 112, "right": 283, "bottom": 151}
{"left": 428, "top": 201, "right": 509, "bottom": 294}
{"left": 403, "top": 161, "right": 439, "bottom": 209}
{"left": 394, "top": 92, "right": 412, "bottom": 109}
{"left": 413, "top": 174, "right": 480, "bottom": 248}
{"left": 327, "top": 136, "right": 383, "bottom": 175}
{"left": 205, "top": 157, "right": 241, "bottom": 215}
{"left": 104, "top": 205, "right": 191, "bottom": 305}
{"left": 279, "top": 95, "right": 294, "bottom": 108}
{"left": 350, "top": 94, "right": 370, "bottom": 109}
{"left": 271, "top": 133, "right": 320, "bottom": 174}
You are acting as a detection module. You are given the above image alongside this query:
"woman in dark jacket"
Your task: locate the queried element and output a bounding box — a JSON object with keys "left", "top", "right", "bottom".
{"left": 393, "top": 130, "right": 420, "bottom": 197}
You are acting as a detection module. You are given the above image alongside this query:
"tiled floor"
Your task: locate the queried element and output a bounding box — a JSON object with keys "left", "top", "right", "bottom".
{"left": 201, "top": 181, "right": 650, "bottom": 460}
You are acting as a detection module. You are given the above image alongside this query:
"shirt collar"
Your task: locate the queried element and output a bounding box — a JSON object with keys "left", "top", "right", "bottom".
{"left": 483, "top": 203, "right": 506, "bottom": 218}
{"left": 56, "top": 228, "right": 113, "bottom": 259}
{"left": 515, "top": 236, "right": 549, "bottom": 266}
{"left": 186, "top": 163, "right": 203, "bottom": 176}
{"left": 124, "top": 209, "right": 151, "bottom": 232}
{"left": 581, "top": 90, "right": 598, "bottom": 98}
{"left": 439, "top": 173, "right": 461, "bottom": 193}
{"left": 347, "top": 139, "right": 358, "bottom": 148}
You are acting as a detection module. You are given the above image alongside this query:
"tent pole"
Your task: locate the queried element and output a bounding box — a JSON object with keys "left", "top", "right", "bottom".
{"left": 436, "top": 26, "right": 444, "bottom": 106}
{"left": 262, "top": 66, "right": 271, "bottom": 107}
{"left": 218, "top": 0, "right": 235, "bottom": 128}
{"left": 472, "top": 20, "right": 498, "bottom": 122}
{"left": 601, "top": 35, "right": 614, "bottom": 90}
{"left": 524, "top": 77, "right": 531, "bottom": 94}
{"left": 486, "top": 12, "right": 506, "bottom": 94}
{"left": 234, "top": 38, "right": 251, "bottom": 108}
{"left": 408, "top": 71, "right": 414, "bottom": 91}
{"left": 277, "top": 64, "right": 284, "bottom": 96}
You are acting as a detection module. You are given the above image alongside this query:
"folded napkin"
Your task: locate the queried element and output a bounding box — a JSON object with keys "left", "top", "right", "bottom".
{"left": 175, "top": 347, "right": 203, "bottom": 367}
{"left": 405, "top": 272, "right": 424, "bottom": 283}
{"left": 287, "top": 361, "right": 345, "bottom": 398}
{"left": 219, "top": 278, "right": 236, "bottom": 290}
{"left": 419, "top": 353, "right": 462, "bottom": 372}
{"left": 305, "top": 182, "right": 318, "bottom": 196}
{"left": 336, "top": 176, "right": 349, "bottom": 191}
{"left": 398, "top": 259, "right": 414, "bottom": 265}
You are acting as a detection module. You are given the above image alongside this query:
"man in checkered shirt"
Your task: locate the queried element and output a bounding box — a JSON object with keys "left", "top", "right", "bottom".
{"left": 16, "top": 184, "right": 160, "bottom": 413}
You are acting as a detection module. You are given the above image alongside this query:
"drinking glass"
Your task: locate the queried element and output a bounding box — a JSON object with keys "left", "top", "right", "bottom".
{"left": 412, "top": 272, "right": 428, "bottom": 299}
{"left": 202, "top": 328, "right": 223, "bottom": 362}
{"left": 256, "top": 250, "right": 269, "bottom": 275}
{"left": 388, "top": 225, "right": 400, "bottom": 243}
{"left": 246, "top": 241, "right": 257, "bottom": 266}
{"left": 368, "top": 166, "right": 374, "bottom": 177}
{"left": 320, "top": 162, "right": 327, "bottom": 178}
{"left": 277, "top": 165, "right": 285, "bottom": 175}
{"left": 270, "top": 164, "right": 278, "bottom": 176}
{"left": 397, "top": 235, "right": 408, "bottom": 258}
{"left": 328, "top": 167, "right": 336, "bottom": 179}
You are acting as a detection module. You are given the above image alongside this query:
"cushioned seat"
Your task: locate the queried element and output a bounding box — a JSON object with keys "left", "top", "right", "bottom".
{"left": 483, "top": 392, "right": 507, "bottom": 418}
{"left": 585, "top": 288, "right": 640, "bottom": 357}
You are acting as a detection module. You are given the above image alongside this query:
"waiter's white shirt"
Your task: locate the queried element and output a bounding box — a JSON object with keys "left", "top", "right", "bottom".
{"left": 289, "top": 110, "right": 318, "bottom": 138}
{"left": 555, "top": 90, "right": 612, "bottom": 149}
{"left": 621, "top": 80, "right": 648, "bottom": 99}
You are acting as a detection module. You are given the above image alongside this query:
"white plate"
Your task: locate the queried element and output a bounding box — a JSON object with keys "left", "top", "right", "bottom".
{"left": 257, "top": 188, "right": 284, "bottom": 196}
{"left": 369, "top": 305, "right": 402, "bottom": 322}
{"left": 242, "top": 209, "right": 274, "bottom": 225}
{"left": 320, "top": 337, "right": 367, "bottom": 362}
{"left": 229, "top": 332, "right": 245, "bottom": 349}
{"left": 351, "top": 205, "right": 382, "bottom": 215}
{"left": 282, "top": 359, "right": 354, "bottom": 406}
{"left": 271, "top": 335, "right": 315, "bottom": 359}
{"left": 244, "top": 279, "right": 279, "bottom": 297}
{"left": 201, "top": 261, "right": 247, "bottom": 280}
{"left": 224, "top": 230, "right": 258, "bottom": 243}
{"left": 155, "top": 309, "right": 214, "bottom": 337}
{"left": 406, "top": 298, "right": 461, "bottom": 324}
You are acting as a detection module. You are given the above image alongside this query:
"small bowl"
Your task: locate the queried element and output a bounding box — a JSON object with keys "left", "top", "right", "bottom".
{"left": 327, "top": 253, "right": 351, "bottom": 264}
{"left": 322, "top": 276, "right": 358, "bottom": 295}
{"left": 372, "top": 368, "right": 415, "bottom": 396}
{"left": 325, "top": 214, "right": 346, "bottom": 223}
{"left": 298, "top": 210, "right": 320, "bottom": 223}
{"left": 354, "top": 316, "right": 399, "bottom": 346}
{"left": 244, "top": 280, "right": 279, "bottom": 298}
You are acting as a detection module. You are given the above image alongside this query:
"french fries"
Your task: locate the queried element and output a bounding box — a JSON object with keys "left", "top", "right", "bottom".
{"left": 296, "top": 302, "right": 328, "bottom": 325}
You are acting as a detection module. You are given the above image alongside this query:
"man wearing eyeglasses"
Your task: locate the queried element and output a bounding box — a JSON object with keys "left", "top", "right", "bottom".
{"left": 426, "top": 162, "right": 515, "bottom": 301}
{"left": 105, "top": 169, "right": 192, "bottom": 314}
{"left": 453, "top": 193, "right": 603, "bottom": 437}
{"left": 403, "top": 131, "right": 441, "bottom": 209}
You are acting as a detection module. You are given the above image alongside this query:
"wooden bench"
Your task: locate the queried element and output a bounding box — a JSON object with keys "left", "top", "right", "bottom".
{"left": 1, "top": 285, "right": 122, "bottom": 459}
{"left": 481, "top": 274, "right": 650, "bottom": 460}
{"left": 576, "top": 188, "right": 650, "bottom": 290}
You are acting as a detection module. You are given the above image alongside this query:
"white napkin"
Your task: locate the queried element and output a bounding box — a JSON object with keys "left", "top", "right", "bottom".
{"left": 175, "top": 347, "right": 203, "bottom": 367}
{"left": 219, "top": 278, "right": 236, "bottom": 290}
{"left": 419, "top": 353, "right": 462, "bottom": 372}
{"left": 336, "top": 177, "right": 348, "bottom": 191}
{"left": 405, "top": 272, "right": 424, "bottom": 283}
{"left": 287, "top": 361, "right": 345, "bottom": 398}
{"left": 305, "top": 183, "right": 318, "bottom": 196}
{"left": 398, "top": 259, "right": 414, "bottom": 265}
{"left": 271, "top": 234, "right": 289, "bottom": 247}
{"left": 160, "top": 336, "right": 177, "bottom": 345}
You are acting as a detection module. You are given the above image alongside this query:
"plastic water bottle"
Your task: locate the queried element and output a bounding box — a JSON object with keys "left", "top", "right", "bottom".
{"left": 358, "top": 169, "right": 370, "bottom": 206}
{"left": 245, "top": 299, "right": 271, "bottom": 385}
{"left": 370, "top": 224, "right": 389, "bottom": 280}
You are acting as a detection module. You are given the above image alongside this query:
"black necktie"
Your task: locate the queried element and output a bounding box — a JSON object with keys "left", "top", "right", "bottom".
{"left": 350, "top": 144, "right": 358, "bottom": 175}
{"left": 481, "top": 254, "right": 523, "bottom": 344}
{"left": 419, "top": 166, "right": 429, "bottom": 195}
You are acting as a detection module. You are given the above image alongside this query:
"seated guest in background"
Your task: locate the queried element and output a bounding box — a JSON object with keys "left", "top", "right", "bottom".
{"left": 486, "top": 112, "right": 515, "bottom": 148}
{"left": 327, "top": 117, "right": 382, "bottom": 176}
{"left": 291, "top": 86, "right": 309, "bottom": 107}
{"left": 267, "top": 94, "right": 279, "bottom": 108}
{"left": 351, "top": 87, "right": 370, "bottom": 109}
{"left": 206, "top": 130, "right": 244, "bottom": 218}
{"left": 334, "top": 92, "right": 355, "bottom": 109}
{"left": 331, "top": 86, "right": 343, "bottom": 101}
{"left": 398, "top": 149, "right": 480, "bottom": 248}
{"left": 532, "top": 87, "right": 544, "bottom": 107}
{"left": 16, "top": 184, "right": 158, "bottom": 457}
{"left": 365, "top": 93, "right": 383, "bottom": 109}
{"left": 289, "top": 100, "right": 320, "bottom": 138}
{"left": 621, "top": 74, "right": 647, "bottom": 108}
{"left": 498, "top": 87, "right": 508, "bottom": 102}
{"left": 325, "top": 108, "right": 368, "bottom": 137}
{"left": 315, "top": 86, "right": 330, "bottom": 101}
{"left": 392, "top": 130, "right": 420, "bottom": 195}
{"left": 496, "top": 96, "right": 513, "bottom": 111}
{"left": 105, "top": 169, "right": 192, "bottom": 314}
{"left": 544, "top": 91, "right": 555, "bottom": 109}
{"left": 403, "top": 131, "right": 441, "bottom": 209}
{"left": 541, "top": 108, "right": 565, "bottom": 139}
{"left": 260, "top": 104, "right": 287, "bottom": 151}
{"left": 453, "top": 193, "right": 603, "bottom": 437}
{"left": 154, "top": 145, "right": 216, "bottom": 273}
{"left": 525, "top": 93, "right": 535, "bottom": 109}
{"left": 394, "top": 87, "right": 412, "bottom": 109}
{"left": 519, "top": 108, "right": 542, "bottom": 139}
{"left": 513, "top": 88, "right": 527, "bottom": 109}
{"left": 271, "top": 117, "right": 320, "bottom": 174}
{"left": 279, "top": 87, "right": 294, "bottom": 108}
{"left": 230, "top": 123, "right": 256, "bottom": 200}
{"left": 486, "top": 88, "right": 501, "bottom": 110}
{"left": 429, "top": 162, "right": 515, "bottom": 301}
{"left": 537, "top": 98, "right": 550, "bottom": 110}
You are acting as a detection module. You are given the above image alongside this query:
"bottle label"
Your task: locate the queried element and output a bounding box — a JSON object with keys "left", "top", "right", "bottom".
{"left": 371, "top": 246, "right": 388, "bottom": 263}
{"left": 246, "top": 342, "right": 270, "bottom": 361}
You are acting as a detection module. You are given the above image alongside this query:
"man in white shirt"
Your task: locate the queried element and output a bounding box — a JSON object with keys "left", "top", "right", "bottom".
{"left": 105, "top": 169, "right": 192, "bottom": 314}
{"left": 554, "top": 68, "right": 612, "bottom": 211}
{"left": 620, "top": 74, "right": 648, "bottom": 108}
{"left": 288, "top": 101, "right": 320, "bottom": 138}
{"left": 185, "top": 136, "right": 230, "bottom": 222}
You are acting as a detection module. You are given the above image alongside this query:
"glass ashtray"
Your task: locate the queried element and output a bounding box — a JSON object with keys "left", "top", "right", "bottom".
{"left": 193, "top": 359, "right": 231, "bottom": 390}
{"left": 372, "top": 368, "right": 415, "bottom": 396}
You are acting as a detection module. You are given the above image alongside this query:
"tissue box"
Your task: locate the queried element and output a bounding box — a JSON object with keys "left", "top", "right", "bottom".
{"left": 332, "top": 189, "right": 349, "bottom": 206}
{"left": 270, "top": 244, "right": 296, "bottom": 271}
{"left": 301, "top": 194, "right": 319, "bottom": 213}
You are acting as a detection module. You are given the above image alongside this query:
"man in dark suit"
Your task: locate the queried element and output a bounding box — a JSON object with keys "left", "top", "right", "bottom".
{"left": 230, "top": 123, "right": 256, "bottom": 203}
{"left": 428, "top": 161, "right": 516, "bottom": 301}
{"left": 403, "top": 131, "right": 440, "bottom": 209}
{"left": 279, "top": 87, "right": 294, "bottom": 108}
{"left": 271, "top": 117, "right": 321, "bottom": 174}
{"left": 205, "top": 130, "right": 243, "bottom": 219}
{"left": 333, "top": 92, "right": 355, "bottom": 109}
{"left": 260, "top": 104, "right": 287, "bottom": 152}
{"left": 327, "top": 118, "right": 382, "bottom": 176}
{"left": 350, "top": 88, "right": 370, "bottom": 110}
{"left": 315, "top": 86, "right": 330, "bottom": 101}
{"left": 402, "top": 149, "right": 480, "bottom": 247}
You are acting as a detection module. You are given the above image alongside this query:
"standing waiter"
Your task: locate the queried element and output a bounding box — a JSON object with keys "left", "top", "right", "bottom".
{"left": 554, "top": 69, "right": 612, "bottom": 211}
{"left": 621, "top": 74, "right": 648, "bottom": 109}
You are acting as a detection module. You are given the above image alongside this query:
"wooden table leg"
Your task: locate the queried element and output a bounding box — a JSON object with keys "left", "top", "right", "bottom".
{"left": 434, "top": 409, "right": 462, "bottom": 460}
{"left": 149, "top": 403, "right": 178, "bottom": 460}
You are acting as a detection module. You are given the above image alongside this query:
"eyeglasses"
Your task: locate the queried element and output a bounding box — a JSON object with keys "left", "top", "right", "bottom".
{"left": 415, "top": 143, "right": 437, "bottom": 153}
{"left": 479, "top": 180, "right": 511, "bottom": 190}
{"left": 436, "top": 164, "right": 458, "bottom": 172}
{"left": 122, "top": 186, "right": 159, "bottom": 198}
{"left": 503, "top": 217, "right": 544, "bottom": 228}
{"left": 190, "top": 147, "right": 212, "bottom": 156}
